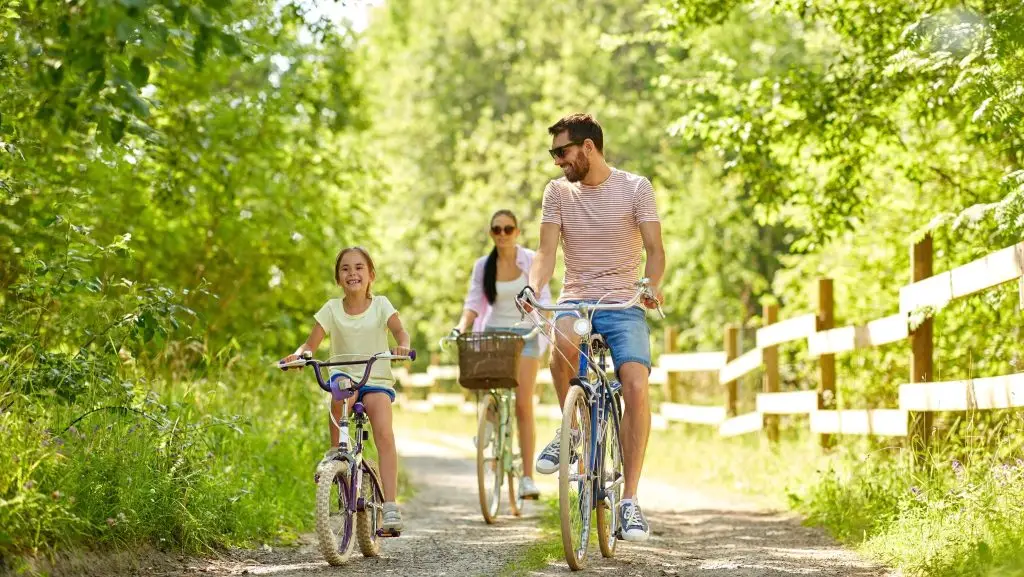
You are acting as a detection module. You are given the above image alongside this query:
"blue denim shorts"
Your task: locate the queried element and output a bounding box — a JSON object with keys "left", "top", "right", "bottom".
{"left": 357, "top": 385, "right": 396, "bottom": 403}
{"left": 554, "top": 302, "right": 651, "bottom": 374}
{"left": 485, "top": 325, "right": 544, "bottom": 359}
{"left": 329, "top": 371, "right": 396, "bottom": 403}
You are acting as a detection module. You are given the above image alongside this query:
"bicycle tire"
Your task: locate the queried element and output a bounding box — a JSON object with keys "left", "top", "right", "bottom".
{"left": 315, "top": 459, "right": 356, "bottom": 565}
{"left": 558, "top": 385, "right": 593, "bottom": 571}
{"left": 477, "top": 394, "right": 503, "bottom": 523}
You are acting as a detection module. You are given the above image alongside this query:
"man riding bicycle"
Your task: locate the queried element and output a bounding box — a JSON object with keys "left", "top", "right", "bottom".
{"left": 518, "top": 113, "right": 666, "bottom": 542}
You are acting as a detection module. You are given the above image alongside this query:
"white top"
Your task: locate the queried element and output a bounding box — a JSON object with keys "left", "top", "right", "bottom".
{"left": 313, "top": 296, "right": 397, "bottom": 389}
{"left": 485, "top": 273, "right": 529, "bottom": 329}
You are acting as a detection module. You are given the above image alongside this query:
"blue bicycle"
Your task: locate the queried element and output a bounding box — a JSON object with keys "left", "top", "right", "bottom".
{"left": 516, "top": 279, "right": 661, "bottom": 570}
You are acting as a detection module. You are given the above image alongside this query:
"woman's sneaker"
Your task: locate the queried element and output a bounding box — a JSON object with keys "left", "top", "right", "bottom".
{"left": 382, "top": 502, "right": 403, "bottom": 533}
{"left": 519, "top": 476, "right": 540, "bottom": 499}
{"left": 619, "top": 499, "right": 650, "bottom": 542}
{"left": 535, "top": 428, "right": 580, "bottom": 475}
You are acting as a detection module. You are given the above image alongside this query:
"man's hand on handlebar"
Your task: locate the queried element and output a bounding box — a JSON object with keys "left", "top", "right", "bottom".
{"left": 642, "top": 285, "right": 664, "bottom": 311}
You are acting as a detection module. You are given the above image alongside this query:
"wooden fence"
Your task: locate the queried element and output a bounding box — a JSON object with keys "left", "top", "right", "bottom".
{"left": 394, "top": 234, "right": 1024, "bottom": 445}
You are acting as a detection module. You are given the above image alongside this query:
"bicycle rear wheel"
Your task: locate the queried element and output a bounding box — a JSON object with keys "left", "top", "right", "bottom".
{"left": 596, "top": 392, "right": 623, "bottom": 558}
{"left": 558, "top": 385, "right": 593, "bottom": 571}
{"left": 315, "top": 459, "right": 356, "bottom": 566}
{"left": 356, "top": 460, "right": 385, "bottom": 557}
{"left": 476, "top": 394, "right": 503, "bottom": 524}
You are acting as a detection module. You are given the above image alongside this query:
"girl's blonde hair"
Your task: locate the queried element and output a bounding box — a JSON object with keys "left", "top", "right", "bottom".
{"left": 334, "top": 246, "right": 376, "bottom": 298}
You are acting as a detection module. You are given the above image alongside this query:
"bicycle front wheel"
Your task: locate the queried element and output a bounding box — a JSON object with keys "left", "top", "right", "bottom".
{"left": 558, "top": 385, "right": 593, "bottom": 571}
{"left": 315, "top": 459, "right": 356, "bottom": 566}
{"left": 476, "top": 393, "right": 503, "bottom": 524}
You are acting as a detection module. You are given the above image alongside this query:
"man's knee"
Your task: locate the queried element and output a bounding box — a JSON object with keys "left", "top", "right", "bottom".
{"left": 619, "top": 363, "right": 650, "bottom": 400}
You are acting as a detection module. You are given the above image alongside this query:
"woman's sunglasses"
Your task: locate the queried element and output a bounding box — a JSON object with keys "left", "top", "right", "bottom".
{"left": 491, "top": 225, "right": 517, "bottom": 235}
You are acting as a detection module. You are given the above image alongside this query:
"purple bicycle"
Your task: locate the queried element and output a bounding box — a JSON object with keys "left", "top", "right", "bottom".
{"left": 278, "top": 349, "right": 415, "bottom": 566}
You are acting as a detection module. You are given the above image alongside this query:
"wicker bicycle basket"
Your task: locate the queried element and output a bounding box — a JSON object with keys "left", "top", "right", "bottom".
{"left": 455, "top": 331, "right": 524, "bottom": 390}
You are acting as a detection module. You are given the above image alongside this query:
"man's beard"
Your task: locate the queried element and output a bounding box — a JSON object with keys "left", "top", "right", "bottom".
{"left": 563, "top": 155, "right": 590, "bottom": 183}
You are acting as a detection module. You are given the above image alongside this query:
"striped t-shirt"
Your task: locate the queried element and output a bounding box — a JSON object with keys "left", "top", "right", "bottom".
{"left": 541, "top": 168, "right": 660, "bottom": 303}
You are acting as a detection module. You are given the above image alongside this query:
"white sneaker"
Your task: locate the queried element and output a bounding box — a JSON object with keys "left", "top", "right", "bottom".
{"left": 535, "top": 428, "right": 580, "bottom": 475}
{"left": 519, "top": 476, "right": 540, "bottom": 499}
{"left": 382, "top": 502, "right": 403, "bottom": 532}
{"left": 619, "top": 500, "right": 650, "bottom": 542}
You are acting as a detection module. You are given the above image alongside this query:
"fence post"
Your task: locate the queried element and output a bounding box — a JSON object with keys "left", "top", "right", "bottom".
{"left": 763, "top": 304, "right": 780, "bottom": 444}
{"left": 724, "top": 324, "right": 738, "bottom": 417}
{"left": 818, "top": 278, "right": 836, "bottom": 449}
{"left": 664, "top": 325, "right": 680, "bottom": 403}
{"left": 910, "top": 234, "right": 934, "bottom": 458}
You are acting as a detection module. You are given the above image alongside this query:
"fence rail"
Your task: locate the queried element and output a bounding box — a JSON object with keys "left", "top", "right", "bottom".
{"left": 394, "top": 235, "right": 1024, "bottom": 448}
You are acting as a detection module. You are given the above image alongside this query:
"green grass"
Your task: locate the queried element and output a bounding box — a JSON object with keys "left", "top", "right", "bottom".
{"left": 638, "top": 419, "right": 1024, "bottom": 577}
{"left": 792, "top": 441, "right": 1024, "bottom": 577}
{"left": 0, "top": 354, "right": 412, "bottom": 573}
{"left": 497, "top": 497, "right": 562, "bottom": 577}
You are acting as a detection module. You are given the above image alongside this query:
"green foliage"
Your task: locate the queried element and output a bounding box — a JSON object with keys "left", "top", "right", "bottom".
{"left": 0, "top": 0, "right": 379, "bottom": 564}
{"left": 793, "top": 429, "right": 1024, "bottom": 576}
{"left": 0, "top": 356, "right": 327, "bottom": 560}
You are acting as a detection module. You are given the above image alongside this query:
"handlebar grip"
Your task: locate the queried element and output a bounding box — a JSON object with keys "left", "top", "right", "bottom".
{"left": 409, "top": 349, "right": 417, "bottom": 361}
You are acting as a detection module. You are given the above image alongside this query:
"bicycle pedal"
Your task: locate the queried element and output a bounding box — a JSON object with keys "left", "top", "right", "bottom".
{"left": 522, "top": 494, "right": 540, "bottom": 501}
{"left": 376, "top": 529, "right": 401, "bottom": 538}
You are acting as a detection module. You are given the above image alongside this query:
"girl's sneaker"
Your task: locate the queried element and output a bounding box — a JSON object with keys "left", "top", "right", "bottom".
{"left": 382, "top": 502, "right": 403, "bottom": 532}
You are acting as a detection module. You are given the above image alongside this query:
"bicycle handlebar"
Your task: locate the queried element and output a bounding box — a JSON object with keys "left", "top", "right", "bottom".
{"left": 515, "top": 278, "right": 665, "bottom": 318}
{"left": 278, "top": 350, "right": 416, "bottom": 397}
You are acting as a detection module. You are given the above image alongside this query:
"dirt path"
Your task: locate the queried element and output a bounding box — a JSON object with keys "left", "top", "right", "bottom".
{"left": 527, "top": 492, "right": 893, "bottom": 576}
{"left": 35, "top": 428, "right": 893, "bottom": 577}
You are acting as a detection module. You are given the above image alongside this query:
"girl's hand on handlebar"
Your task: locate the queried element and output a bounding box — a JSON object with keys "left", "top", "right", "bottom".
{"left": 279, "top": 353, "right": 303, "bottom": 370}
{"left": 391, "top": 346, "right": 412, "bottom": 357}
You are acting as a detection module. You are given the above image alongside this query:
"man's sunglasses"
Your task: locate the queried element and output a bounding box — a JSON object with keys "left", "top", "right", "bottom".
{"left": 491, "top": 225, "right": 516, "bottom": 235}
{"left": 548, "top": 141, "right": 582, "bottom": 159}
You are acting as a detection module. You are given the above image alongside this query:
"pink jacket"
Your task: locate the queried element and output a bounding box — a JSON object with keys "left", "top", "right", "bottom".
{"left": 463, "top": 245, "right": 553, "bottom": 332}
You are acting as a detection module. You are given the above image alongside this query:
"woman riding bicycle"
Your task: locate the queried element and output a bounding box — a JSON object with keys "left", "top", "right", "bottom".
{"left": 450, "top": 209, "right": 552, "bottom": 500}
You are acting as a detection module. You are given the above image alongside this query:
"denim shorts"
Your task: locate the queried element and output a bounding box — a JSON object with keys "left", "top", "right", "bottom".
{"left": 357, "top": 385, "right": 396, "bottom": 403}
{"left": 485, "top": 325, "right": 543, "bottom": 359}
{"left": 554, "top": 302, "right": 651, "bottom": 374}
{"left": 328, "top": 371, "right": 396, "bottom": 403}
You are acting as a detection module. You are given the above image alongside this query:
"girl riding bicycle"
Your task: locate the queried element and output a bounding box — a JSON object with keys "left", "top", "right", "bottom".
{"left": 281, "top": 246, "right": 411, "bottom": 533}
{"left": 450, "top": 209, "right": 552, "bottom": 500}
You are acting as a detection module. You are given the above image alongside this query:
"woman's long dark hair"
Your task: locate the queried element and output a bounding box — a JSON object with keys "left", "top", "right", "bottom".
{"left": 483, "top": 209, "right": 518, "bottom": 305}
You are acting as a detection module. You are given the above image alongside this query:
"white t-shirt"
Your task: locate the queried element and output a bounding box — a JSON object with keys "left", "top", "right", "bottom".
{"left": 314, "top": 295, "right": 397, "bottom": 389}
{"left": 485, "top": 273, "right": 529, "bottom": 329}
